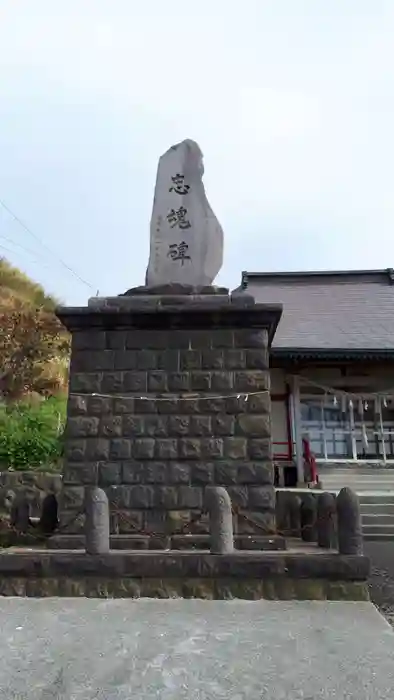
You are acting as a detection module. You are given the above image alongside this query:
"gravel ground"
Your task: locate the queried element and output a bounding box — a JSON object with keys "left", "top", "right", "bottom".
{"left": 365, "top": 541, "right": 394, "bottom": 626}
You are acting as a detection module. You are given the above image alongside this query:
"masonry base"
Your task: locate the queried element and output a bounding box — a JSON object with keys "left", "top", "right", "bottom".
{"left": 0, "top": 550, "right": 370, "bottom": 601}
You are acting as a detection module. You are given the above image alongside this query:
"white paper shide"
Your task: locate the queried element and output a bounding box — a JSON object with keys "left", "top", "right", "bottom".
{"left": 145, "top": 139, "right": 224, "bottom": 287}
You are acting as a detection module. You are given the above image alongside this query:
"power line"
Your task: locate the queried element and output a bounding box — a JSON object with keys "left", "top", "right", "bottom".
{"left": 0, "top": 242, "right": 23, "bottom": 258}
{"left": 0, "top": 233, "right": 45, "bottom": 260}
{"left": 0, "top": 242, "right": 52, "bottom": 271}
{"left": 0, "top": 198, "right": 95, "bottom": 290}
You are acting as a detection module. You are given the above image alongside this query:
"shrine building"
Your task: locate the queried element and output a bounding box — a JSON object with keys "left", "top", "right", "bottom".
{"left": 238, "top": 268, "right": 394, "bottom": 488}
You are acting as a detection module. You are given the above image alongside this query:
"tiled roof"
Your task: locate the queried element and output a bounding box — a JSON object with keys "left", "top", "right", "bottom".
{"left": 239, "top": 269, "right": 394, "bottom": 353}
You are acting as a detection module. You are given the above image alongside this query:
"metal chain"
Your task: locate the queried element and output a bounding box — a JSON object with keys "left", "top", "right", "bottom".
{"left": 113, "top": 507, "right": 203, "bottom": 540}
{"left": 233, "top": 504, "right": 335, "bottom": 539}
{"left": 0, "top": 508, "right": 85, "bottom": 549}
{"left": 1, "top": 503, "right": 333, "bottom": 549}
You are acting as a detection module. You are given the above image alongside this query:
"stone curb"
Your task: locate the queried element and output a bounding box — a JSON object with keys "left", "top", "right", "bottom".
{"left": 0, "top": 551, "right": 370, "bottom": 581}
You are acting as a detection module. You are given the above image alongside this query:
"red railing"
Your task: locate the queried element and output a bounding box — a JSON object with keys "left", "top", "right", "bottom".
{"left": 273, "top": 441, "right": 293, "bottom": 461}
{"left": 273, "top": 438, "right": 319, "bottom": 486}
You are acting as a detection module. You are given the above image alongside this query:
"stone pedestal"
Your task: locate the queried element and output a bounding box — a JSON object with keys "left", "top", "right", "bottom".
{"left": 56, "top": 290, "right": 282, "bottom": 545}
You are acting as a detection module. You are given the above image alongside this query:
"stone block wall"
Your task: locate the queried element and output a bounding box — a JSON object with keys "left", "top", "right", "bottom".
{"left": 58, "top": 297, "right": 282, "bottom": 537}
{"left": 0, "top": 471, "right": 62, "bottom": 518}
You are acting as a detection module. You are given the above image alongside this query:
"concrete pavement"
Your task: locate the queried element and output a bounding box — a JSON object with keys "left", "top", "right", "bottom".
{"left": 0, "top": 598, "right": 394, "bottom": 699}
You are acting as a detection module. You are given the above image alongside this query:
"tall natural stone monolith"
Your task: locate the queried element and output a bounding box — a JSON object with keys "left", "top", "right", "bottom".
{"left": 145, "top": 139, "right": 223, "bottom": 287}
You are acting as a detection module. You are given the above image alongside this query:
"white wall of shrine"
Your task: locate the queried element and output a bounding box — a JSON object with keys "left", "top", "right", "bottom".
{"left": 270, "top": 368, "right": 290, "bottom": 457}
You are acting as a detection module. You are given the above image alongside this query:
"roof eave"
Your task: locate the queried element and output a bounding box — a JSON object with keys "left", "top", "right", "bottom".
{"left": 271, "top": 347, "right": 394, "bottom": 361}
{"left": 241, "top": 268, "right": 394, "bottom": 288}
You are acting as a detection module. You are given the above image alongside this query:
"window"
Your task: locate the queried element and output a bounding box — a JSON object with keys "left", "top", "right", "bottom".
{"left": 324, "top": 405, "right": 352, "bottom": 459}
{"left": 300, "top": 397, "right": 353, "bottom": 459}
{"left": 300, "top": 399, "right": 325, "bottom": 457}
{"left": 300, "top": 394, "right": 394, "bottom": 461}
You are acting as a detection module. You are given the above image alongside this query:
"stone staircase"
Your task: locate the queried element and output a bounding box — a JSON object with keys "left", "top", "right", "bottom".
{"left": 318, "top": 466, "right": 394, "bottom": 540}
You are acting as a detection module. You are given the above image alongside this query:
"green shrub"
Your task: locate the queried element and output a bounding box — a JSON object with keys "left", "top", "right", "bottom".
{"left": 0, "top": 396, "right": 66, "bottom": 470}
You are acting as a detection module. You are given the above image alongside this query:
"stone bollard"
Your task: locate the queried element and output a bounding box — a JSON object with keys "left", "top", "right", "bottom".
{"left": 337, "top": 487, "right": 363, "bottom": 555}
{"left": 84, "top": 487, "right": 110, "bottom": 554}
{"left": 38, "top": 494, "right": 59, "bottom": 535}
{"left": 300, "top": 492, "right": 317, "bottom": 543}
{"left": 275, "top": 491, "right": 289, "bottom": 533}
{"left": 204, "top": 486, "right": 234, "bottom": 554}
{"left": 283, "top": 491, "right": 301, "bottom": 538}
{"left": 10, "top": 495, "right": 31, "bottom": 533}
{"left": 287, "top": 492, "right": 301, "bottom": 538}
{"left": 316, "top": 492, "right": 337, "bottom": 548}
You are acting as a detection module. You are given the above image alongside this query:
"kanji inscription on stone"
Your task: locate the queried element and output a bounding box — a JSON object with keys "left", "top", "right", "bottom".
{"left": 166, "top": 206, "right": 191, "bottom": 230}
{"left": 167, "top": 241, "right": 191, "bottom": 265}
{"left": 169, "top": 174, "right": 190, "bottom": 195}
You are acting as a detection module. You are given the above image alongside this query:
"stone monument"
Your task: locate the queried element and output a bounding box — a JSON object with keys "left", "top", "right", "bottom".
{"left": 56, "top": 139, "right": 283, "bottom": 549}
{"left": 145, "top": 139, "right": 223, "bottom": 288}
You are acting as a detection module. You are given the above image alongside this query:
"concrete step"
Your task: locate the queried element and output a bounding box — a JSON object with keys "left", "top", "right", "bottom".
{"left": 363, "top": 531, "right": 394, "bottom": 541}
{"left": 363, "top": 523, "right": 394, "bottom": 537}
{"left": 322, "top": 474, "right": 394, "bottom": 479}
{"left": 319, "top": 468, "right": 394, "bottom": 493}
{"left": 323, "top": 484, "right": 394, "bottom": 494}
{"left": 361, "top": 514, "right": 394, "bottom": 526}
{"left": 321, "top": 476, "right": 394, "bottom": 482}
{"left": 360, "top": 497, "right": 394, "bottom": 544}
{"left": 321, "top": 484, "right": 394, "bottom": 539}
{"left": 360, "top": 503, "right": 394, "bottom": 514}
{"left": 319, "top": 467, "right": 394, "bottom": 474}
{"left": 331, "top": 477, "right": 394, "bottom": 482}
{"left": 321, "top": 476, "right": 394, "bottom": 484}
{"left": 321, "top": 474, "right": 394, "bottom": 480}
{"left": 359, "top": 493, "right": 394, "bottom": 504}
{"left": 319, "top": 474, "right": 394, "bottom": 487}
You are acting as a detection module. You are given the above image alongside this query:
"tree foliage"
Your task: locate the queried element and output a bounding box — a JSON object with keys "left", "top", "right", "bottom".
{"left": 0, "top": 257, "right": 70, "bottom": 399}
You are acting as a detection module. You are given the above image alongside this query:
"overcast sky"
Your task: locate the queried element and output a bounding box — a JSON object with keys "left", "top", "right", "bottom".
{"left": 0, "top": 1, "right": 393, "bottom": 304}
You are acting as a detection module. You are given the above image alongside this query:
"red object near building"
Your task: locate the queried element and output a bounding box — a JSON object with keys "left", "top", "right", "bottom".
{"left": 303, "top": 437, "right": 318, "bottom": 485}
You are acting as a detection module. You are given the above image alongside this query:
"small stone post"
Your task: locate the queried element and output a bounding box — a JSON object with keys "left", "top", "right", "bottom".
{"left": 275, "top": 491, "right": 289, "bottom": 533}
{"left": 337, "top": 487, "right": 363, "bottom": 555}
{"left": 204, "top": 486, "right": 234, "bottom": 554}
{"left": 317, "top": 492, "right": 336, "bottom": 549}
{"left": 300, "top": 492, "right": 317, "bottom": 543}
{"left": 287, "top": 492, "right": 302, "bottom": 538}
{"left": 84, "top": 487, "right": 110, "bottom": 554}
{"left": 10, "top": 496, "right": 31, "bottom": 533}
{"left": 38, "top": 494, "right": 59, "bottom": 535}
